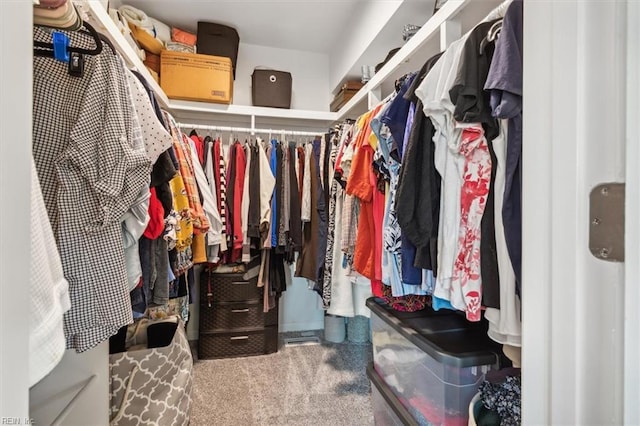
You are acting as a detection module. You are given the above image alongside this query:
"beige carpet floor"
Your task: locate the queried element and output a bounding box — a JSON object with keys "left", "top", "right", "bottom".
{"left": 189, "top": 333, "right": 374, "bottom": 426}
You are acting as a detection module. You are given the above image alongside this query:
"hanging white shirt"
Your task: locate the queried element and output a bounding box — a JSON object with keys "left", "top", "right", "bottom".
{"left": 30, "top": 158, "right": 71, "bottom": 387}
{"left": 485, "top": 119, "right": 522, "bottom": 346}
{"left": 415, "top": 36, "right": 469, "bottom": 311}
{"left": 124, "top": 68, "right": 173, "bottom": 164}
{"left": 257, "top": 139, "right": 276, "bottom": 230}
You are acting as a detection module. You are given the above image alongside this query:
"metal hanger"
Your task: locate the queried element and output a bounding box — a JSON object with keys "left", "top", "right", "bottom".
{"left": 479, "top": 19, "right": 503, "bottom": 54}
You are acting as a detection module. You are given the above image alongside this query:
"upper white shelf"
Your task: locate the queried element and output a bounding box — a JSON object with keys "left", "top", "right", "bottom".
{"left": 77, "top": 0, "right": 337, "bottom": 128}
{"left": 168, "top": 100, "right": 338, "bottom": 123}
{"left": 335, "top": 0, "right": 505, "bottom": 121}
{"left": 79, "top": 0, "right": 506, "bottom": 127}
{"left": 328, "top": 0, "right": 436, "bottom": 96}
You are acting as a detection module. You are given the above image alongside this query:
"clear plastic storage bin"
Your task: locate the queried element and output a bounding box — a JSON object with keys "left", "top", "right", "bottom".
{"left": 366, "top": 298, "right": 501, "bottom": 426}
{"left": 367, "top": 363, "right": 418, "bottom": 426}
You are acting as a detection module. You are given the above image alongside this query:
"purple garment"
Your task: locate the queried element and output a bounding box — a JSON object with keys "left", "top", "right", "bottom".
{"left": 485, "top": 0, "right": 523, "bottom": 293}
{"left": 402, "top": 103, "right": 415, "bottom": 157}
{"left": 381, "top": 74, "right": 417, "bottom": 161}
{"left": 400, "top": 103, "right": 423, "bottom": 285}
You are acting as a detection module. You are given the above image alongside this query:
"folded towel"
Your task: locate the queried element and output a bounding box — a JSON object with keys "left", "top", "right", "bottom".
{"left": 119, "top": 4, "right": 154, "bottom": 36}
{"left": 150, "top": 17, "right": 171, "bottom": 44}
{"left": 166, "top": 41, "right": 196, "bottom": 54}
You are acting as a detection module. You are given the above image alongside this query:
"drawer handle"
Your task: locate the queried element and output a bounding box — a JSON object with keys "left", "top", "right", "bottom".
{"left": 230, "top": 336, "right": 249, "bottom": 341}
{"left": 231, "top": 309, "right": 250, "bottom": 313}
{"left": 231, "top": 281, "right": 249, "bottom": 285}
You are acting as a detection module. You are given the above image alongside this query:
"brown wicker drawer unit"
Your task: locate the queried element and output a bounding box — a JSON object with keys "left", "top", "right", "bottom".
{"left": 200, "top": 300, "right": 278, "bottom": 331}
{"left": 199, "top": 268, "right": 279, "bottom": 359}
{"left": 199, "top": 327, "right": 278, "bottom": 359}
{"left": 199, "top": 271, "right": 263, "bottom": 303}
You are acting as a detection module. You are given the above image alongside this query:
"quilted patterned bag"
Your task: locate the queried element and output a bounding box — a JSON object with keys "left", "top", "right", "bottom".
{"left": 109, "top": 317, "right": 193, "bottom": 425}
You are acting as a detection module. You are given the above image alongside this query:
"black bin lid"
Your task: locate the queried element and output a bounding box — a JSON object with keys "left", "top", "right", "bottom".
{"left": 367, "top": 297, "right": 501, "bottom": 368}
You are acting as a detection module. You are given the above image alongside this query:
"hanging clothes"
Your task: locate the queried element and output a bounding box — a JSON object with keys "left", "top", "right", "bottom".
{"left": 225, "top": 140, "right": 247, "bottom": 263}
{"left": 372, "top": 106, "right": 426, "bottom": 298}
{"left": 257, "top": 140, "right": 276, "bottom": 244}
{"left": 485, "top": 0, "right": 524, "bottom": 294}
{"left": 450, "top": 19, "right": 503, "bottom": 313}
{"left": 247, "top": 143, "right": 262, "bottom": 241}
{"left": 241, "top": 142, "right": 253, "bottom": 262}
{"left": 345, "top": 105, "right": 384, "bottom": 296}
{"left": 33, "top": 26, "right": 151, "bottom": 352}
{"left": 414, "top": 34, "right": 469, "bottom": 313}
{"left": 485, "top": 120, "right": 522, "bottom": 346}
{"left": 395, "top": 52, "right": 443, "bottom": 274}
{"left": 287, "top": 144, "right": 303, "bottom": 260}
{"left": 315, "top": 136, "right": 330, "bottom": 289}
{"left": 296, "top": 139, "right": 322, "bottom": 283}
{"left": 322, "top": 131, "right": 342, "bottom": 308}
{"left": 168, "top": 170, "right": 194, "bottom": 274}
{"left": 187, "top": 135, "right": 223, "bottom": 260}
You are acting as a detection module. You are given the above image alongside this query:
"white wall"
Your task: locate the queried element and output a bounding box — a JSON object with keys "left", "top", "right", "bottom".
{"left": 328, "top": 0, "right": 403, "bottom": 92}
{"left": 29, "top": 342, "right": 109, "bottom": 425}
{"left": 233, "top": 42, "right": 331, "bottom": 111}
{"left": 0, "top": 1, "right": 31, "bottom": 420}
{"left": 278, "top": 273, "right": 325, "bottom": 333}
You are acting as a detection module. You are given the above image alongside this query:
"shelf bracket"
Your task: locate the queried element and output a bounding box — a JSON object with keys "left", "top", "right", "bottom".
{"left": 440, "top": 19, "right": 461, "bottom": 51}
{"left": 368, "top": 86, "right": 382, "bottom": 110}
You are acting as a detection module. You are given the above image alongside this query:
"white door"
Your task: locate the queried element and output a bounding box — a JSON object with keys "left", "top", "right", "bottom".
{"left": 523, "top": 1, "right": 639, "bottom": 424}
{"left": 0, "top": 1, "right": 32, "bottom": 420}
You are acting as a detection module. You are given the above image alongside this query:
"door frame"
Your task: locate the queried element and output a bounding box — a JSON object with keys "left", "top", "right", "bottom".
{"left": 0, "top": 1, "right": 32, "bottom": 419}
{"left": 523, "top": 0, "right": 637, "bottom": 424}
{"left": 624, "top": 0, "right": 639, "bottom": 423}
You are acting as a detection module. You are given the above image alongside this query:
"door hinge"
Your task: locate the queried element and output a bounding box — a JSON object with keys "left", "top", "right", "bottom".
{"left": 589, "top": 183, "right": 625, "bottom": 262}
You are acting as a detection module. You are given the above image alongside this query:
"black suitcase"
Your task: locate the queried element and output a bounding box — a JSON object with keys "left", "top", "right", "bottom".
{"left": 196, "top": 22, "right": 240, "bottom": 79}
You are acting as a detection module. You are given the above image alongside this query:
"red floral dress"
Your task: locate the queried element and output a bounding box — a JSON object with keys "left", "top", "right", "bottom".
{"left": 452, "top": 124, "right": 491, "bottom": 321}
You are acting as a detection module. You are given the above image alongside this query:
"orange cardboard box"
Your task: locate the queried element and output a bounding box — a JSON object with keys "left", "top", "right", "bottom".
{"left": 160, "top": 50, "right": 233, "bottom": 104}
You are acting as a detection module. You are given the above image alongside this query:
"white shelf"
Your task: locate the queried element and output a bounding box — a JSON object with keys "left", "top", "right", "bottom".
{"left": 78, "top": 0, "right": 505, "bottom": 127}
{"left": 79, "top": 0, "right": 170, "bottom": 108}
{"left": 78, "top": 0, "right": 338, "bottom": 129}
{"left": 168, "top": 100, "right": 338, "bottom": 123}
{"left": 329, "top": 0, "right": 437, "bottom": 95}
{"left": 335, "top": 0, "right": 505, "bottom": 121}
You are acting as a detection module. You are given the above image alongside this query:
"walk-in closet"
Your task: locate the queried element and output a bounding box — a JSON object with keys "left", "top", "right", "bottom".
{"left": 1, "top": 0, "right": 639, "bottom": 425}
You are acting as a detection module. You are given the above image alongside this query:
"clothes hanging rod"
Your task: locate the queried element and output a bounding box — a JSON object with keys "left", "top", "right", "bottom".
{"left": 176, "top": 122, "right": 324, "bottom": 137}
